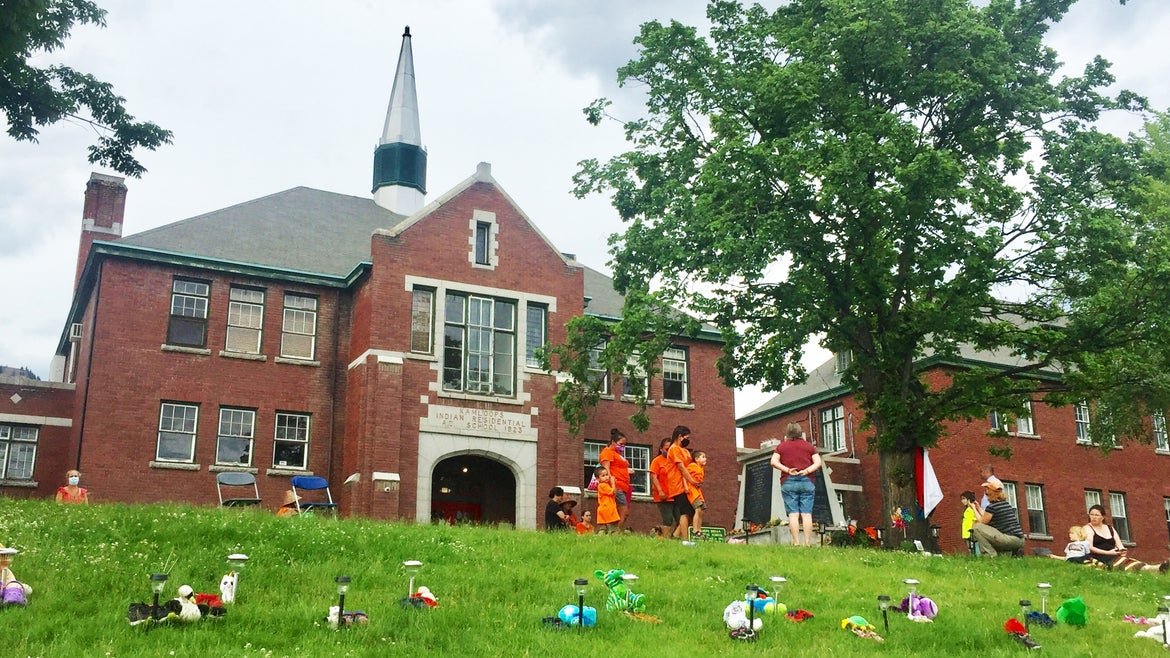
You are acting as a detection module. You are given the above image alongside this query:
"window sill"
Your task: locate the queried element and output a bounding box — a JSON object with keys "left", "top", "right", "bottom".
{"left": 209, "top": 465, "right": 259, "bottom": 474}
{"left": 619, "top": 396, "right": 654, "bottom": 405}
{"left": 661, "top": 400, "right": 694, "bottom": 410}
{"left": 150, "top": 461, "right": 201, "bottom": 471}
{"left": 266, "top": 468, "right": 312, "bottom": 477}
{"left": 220, "top": 351, "right": 267, "bottom": 362}
{"left": 161, "top": 344, "right": 211, "bottom": 356}
{"left": 274, "top": 356, "right": 320, "bottom": 367}
{"left": 0, "top": 479, "right": 37, "bottom": 488}
{"left": 404, "top": 352, "right": 437, "bottom": 363}
{"left": 1123, "top": 540, "right": 1136, "bottom": 548}
{"left": 1011, "top": 433, "right": 1041, "bottom": 440}
{"left": 1156, "top": 449, "right": 1170, "bottom": 456}
{"left": 437, "top": 389, "right": 524, "bottom": 406}
{"left": 1027, "top": 533, "right": 1053, "bottom": 541}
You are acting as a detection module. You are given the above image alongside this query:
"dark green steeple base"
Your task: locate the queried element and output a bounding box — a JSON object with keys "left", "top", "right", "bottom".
{"left": 372, "top": 142, "right": 427, "bottom": 194}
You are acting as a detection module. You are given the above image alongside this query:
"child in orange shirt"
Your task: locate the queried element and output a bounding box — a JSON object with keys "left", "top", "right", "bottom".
{"left": 687, "top": 451, "right": 707, "bottom": 538}
{"left": 594, "top": 466, "right": 620, "bottom": 534}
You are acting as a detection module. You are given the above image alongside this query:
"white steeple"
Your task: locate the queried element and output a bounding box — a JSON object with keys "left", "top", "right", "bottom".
{"left": 373, "top": 26, "right": 426, "bottom": 215}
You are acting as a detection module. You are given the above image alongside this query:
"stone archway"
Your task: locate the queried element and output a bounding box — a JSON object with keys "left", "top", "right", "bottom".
{"left": 430, "top": 454, "right": 516, "bottom": 525}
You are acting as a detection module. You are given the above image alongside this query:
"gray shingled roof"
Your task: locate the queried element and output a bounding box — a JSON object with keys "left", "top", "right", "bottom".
{"left": 117, "top": 187, "right": 408, "bottom": 277}
{"left": 581, "top": 266, "right": 624, "bottom": 319}
{"left": 739, "top": 340, "right": 1063, "bottom": 424}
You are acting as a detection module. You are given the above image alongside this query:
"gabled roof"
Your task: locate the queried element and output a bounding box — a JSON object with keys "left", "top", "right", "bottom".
{"left": 737, "top": 342, "right": 1064, "bottom": 427}
{"left": 118, "top": 187, "right": 408, "bottom": 277}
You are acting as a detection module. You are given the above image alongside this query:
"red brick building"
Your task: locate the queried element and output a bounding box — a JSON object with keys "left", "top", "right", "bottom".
{"left": 738, "top": 351, "right": 1170, "bottom": 559}
{"left": 0, "top": 29, "right": 738, "bottom": 530}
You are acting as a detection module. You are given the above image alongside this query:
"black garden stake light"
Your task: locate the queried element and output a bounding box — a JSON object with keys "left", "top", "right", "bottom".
{"left": 149, "top": 573, "right": 169, "bottom": 620}
{"left": 335, "top": 575, "right": 351, "bottom": 625}
{"left": 746, "top": 584, "right": 760, "bottom": 633}
{"left": 817, "top": 522, "right": 828, "bottom": 546}
{"left": 877, "top": 595, "right": 891, "bottom": 634}
{"left": 1019, "top": 599, "right": 1032, "bottom": 632}
{"left": 574, "top": 578, "right": 589, "bottom": 629}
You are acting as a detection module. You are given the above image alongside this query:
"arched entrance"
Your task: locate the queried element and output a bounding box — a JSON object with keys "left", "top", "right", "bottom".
{"left": 430, "top": 454, "right": 516, "bottom": 525}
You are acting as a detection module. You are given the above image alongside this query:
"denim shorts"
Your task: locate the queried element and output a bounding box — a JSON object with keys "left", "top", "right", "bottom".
{"left": 781, "top": 475, "right": 815, "bottom": 514}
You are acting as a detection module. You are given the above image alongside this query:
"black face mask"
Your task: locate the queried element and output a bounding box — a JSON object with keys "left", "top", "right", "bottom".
{"left": 680, "top": 438, "right": 691, "bottom": 448}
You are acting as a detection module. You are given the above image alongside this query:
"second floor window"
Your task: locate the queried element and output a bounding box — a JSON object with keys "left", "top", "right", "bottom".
{"left": 1074, "top": 402, "right": 1091, "bottom": 444}
{"left": 587, "top": 342, "right": 609, "bottom": 395}
{"left": 168, "top": 279, "right": 209, "bottom": 347}
{"left": 662, "top": 347, "right": 689, "bottom": 403}
{"left": 281, "top": 294, "right": 318, "bottom": 360}
{"left": 225, "top": 287, "right": 264, "bottom": 354}
{"left": 1155, "top": 411, "right": 1168, "bottom": 452}
{"left": 820, "top": 404, "right": 845, "bottom": 452}
{"left": 474, "top": 221, "right": 491, "bottom": 265}
{"left": 525, "top": 303, "right": 546, "bottom": 368}
{"left": 443, "top": 293, "right": 515, "bottom": 396}
{"left": 411, "top": 288, "right": 435, "bottom": 354}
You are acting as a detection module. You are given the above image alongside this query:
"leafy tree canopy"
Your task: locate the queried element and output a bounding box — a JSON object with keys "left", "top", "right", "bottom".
{"left": 0, "top": 0, "right": 172, "bottom": 176}
{"left": 555, "top": 0, "right": 1170, "bottom": 520}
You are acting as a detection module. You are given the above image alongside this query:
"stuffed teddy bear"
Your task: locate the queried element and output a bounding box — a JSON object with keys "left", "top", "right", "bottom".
{"left": 594, "top": 569, "right": 646, "bottom": 613}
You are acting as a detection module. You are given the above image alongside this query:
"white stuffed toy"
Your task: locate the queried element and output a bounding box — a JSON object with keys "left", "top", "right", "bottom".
{"left": 723, "top": 600, "right": 763, "bottom": 632}
{"left": 1134, "top": 613, "right": 1170, "bottom": 641}
{"left": 175, "top": 585, "right": 202, "bottom": 622}
{"left": 219, "top": 571, "right": 237, "bottom": 604}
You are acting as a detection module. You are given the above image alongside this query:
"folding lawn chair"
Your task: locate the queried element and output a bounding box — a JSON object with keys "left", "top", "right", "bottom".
{"left": 290, "top": 475, "right": 337, "bottom": 515}
{"left": 216, "top": 471, "right": 261, "bottom": 507}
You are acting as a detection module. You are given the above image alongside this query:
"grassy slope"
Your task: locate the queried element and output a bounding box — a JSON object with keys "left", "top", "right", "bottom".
{"left": 0, "top": 500, "right": 1166, "bottom": 657}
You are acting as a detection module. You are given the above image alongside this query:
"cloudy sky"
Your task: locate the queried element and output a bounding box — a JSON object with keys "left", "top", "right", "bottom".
{"left": 1, "top": 0, "right": 1167, "bottom": 418}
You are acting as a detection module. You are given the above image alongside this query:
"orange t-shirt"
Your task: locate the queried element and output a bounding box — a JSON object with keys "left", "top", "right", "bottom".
{"left": 686, "top": 462, "right": 705, "bottom": 504}
{"left": 596, "top": 482, "right": 620, "bottom": 525}
{"left": 665, "top": 443, "right": 692, "bottom": 498}
{"left": 648, "top": 454, "right": 671, "bottom": 502}
{"left": 575, "top": 521, "right": 594, "bottom": 535}
{"left": 598, "top": 446, "right": 631, "bottom": 494}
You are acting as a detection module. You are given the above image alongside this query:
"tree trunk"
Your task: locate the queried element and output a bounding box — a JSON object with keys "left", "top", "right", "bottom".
{"left": 877, "top": 449, "right": 927, "bottom": 548}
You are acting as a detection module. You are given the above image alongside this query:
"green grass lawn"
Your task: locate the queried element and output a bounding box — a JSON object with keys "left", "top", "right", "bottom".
{"left": 1, "top": 499, "right": 1167, "bottom": 657}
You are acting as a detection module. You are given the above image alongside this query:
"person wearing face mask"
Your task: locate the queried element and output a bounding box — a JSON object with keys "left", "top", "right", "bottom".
{"left": 55, "top": 469, "right": 89, "bottom": 504}
{"left": 666, "top": 425, "right": 699, "bottom": 539}
{"left": 598, "top": 429, "right": 632, "bottom": 531}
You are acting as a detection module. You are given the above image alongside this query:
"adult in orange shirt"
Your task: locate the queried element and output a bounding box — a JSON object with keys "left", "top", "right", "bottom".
{"left": 666, "top": 425, "right": 699, "bottom": 539}
{"left": 648, "top": 437, "right": 676, "bottom": 538}
{"left": 598, "top": 428, "right": 631, "bottom": 530}
{"left": 594, "top": 466, "right": 620, "bottom": 533}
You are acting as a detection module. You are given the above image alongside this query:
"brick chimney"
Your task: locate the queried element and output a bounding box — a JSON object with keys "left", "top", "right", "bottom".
{"left": 75, "top": 173, "right": 127, "bottom": 288}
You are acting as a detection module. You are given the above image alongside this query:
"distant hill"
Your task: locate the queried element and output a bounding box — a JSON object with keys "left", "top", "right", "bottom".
{"left": 0, "top": 365, "right": 40, "bottom": 381}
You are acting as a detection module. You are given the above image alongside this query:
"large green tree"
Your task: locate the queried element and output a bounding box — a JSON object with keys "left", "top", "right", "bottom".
{"left": 1, "top": 0, "right": 171, "bottom": 176}
{"left": 558, "top": 0, "right": 1170, "bottom": 541}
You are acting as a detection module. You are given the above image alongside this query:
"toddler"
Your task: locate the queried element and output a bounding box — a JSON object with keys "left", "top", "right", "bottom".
{"left": 594, "top": 467, "right": 620, "bottom": 534}
{"left": 1050, "top": 526, "right": 1091, "bottom": 563}
{"left": 687, "top": 451, "right": 707, "bottom": 538}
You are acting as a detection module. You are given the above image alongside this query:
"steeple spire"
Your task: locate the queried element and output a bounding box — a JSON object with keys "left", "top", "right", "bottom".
{"left": 373, "top": 26, "right": 426, "bottom": 215}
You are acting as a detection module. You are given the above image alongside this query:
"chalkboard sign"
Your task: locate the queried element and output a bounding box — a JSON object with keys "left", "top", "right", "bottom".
{"left": 811, "top": 472, "right": 833, "bottom": 526}
{"left": 743, "top": 459, "right": 773, "bottom": 525}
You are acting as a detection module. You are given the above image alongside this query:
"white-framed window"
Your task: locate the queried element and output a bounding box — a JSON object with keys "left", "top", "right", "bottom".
{"left": 1024, "top": 483, "right": 1047, "bottom": 536}
{"left": 273, "top": 412, "right": 310, "bottom": 470}
{"left": 1163, "top": 497, "right": 1170, "bottom": 544}
{"left": 584, "top": 440, "right": 652, "bottom": 496}
{"left": 524, "top": 303, "right": 546, "bottom": 368}
{"left": 168, "top": 278, "right": 209, "bottom": 347}
{"left": 281, "top": 294, "right": 317, "bottom": 360}
{"left": 662, "top": 346, "right": 689, "bottom": 403}
{"left": 587, "top": 342, "right": 609, "bottom": 395}
{"left": 1155, "top": 411, "right": 1168, "bottom": 452}
{"left": 410, "top": 288, "right": 435, "bottom": 354}
{"left": 622, "top": 355, "right": 648, "bottom": 398}
{"left": 216, "top": 408, "right": 255, "bottom": 466}
{"left": 474, "top": 221, "right": 491, "bottom": 265}
{"left": 1074, "top": 401, "right": 1091, "bottom": 444}
{"left": 1109, "top": 492, "right": 1131, "bottom": 542}
{"left": 1084, "top": 489, "right": 1102, "bottom": 512}
{"left": 157, "top": 402, "right": 198, "bottom": 463}
{"left": 1016, "top": 400, "right": 1034, "bottom": 435}
{"left": 225, "top": 286, "right": 264, "bottom": 354}
{"left": 0, "top": 424, "right": 38, "bottom": 480}
{"left": 989, "top": 410, "right": 1007, "bottom": 432}
{"left": 442, "top": 293, "right": 515, "bottom": 396}
{"left": 835, "top": 350, "right": 852, "bottom": 373}
{"left": 820, "top": 404, "right": 846, "bottom": 452}
{"left": 1002, "top": 481, "right": 1018, "bottom": 511}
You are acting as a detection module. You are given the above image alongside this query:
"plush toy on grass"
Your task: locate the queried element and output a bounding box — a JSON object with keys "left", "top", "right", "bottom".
{"left": 898, "top": 595, "right": 938, "bottom": 622}
{"left": 594, "top": 569, "right": 646, "bottom": 613}
{"left": 557, "top": 604, "right": 598, "bottom": 627}
{"left": 0, "top": 546, "right": 30, "bottom": 606}
{"left": 841, "top": 615, "right": 884, "bottom": 641}
{"left": 219, "top": 571, "right": 237, "bottom": 604}
{"left": 723, "top": 600, "right": 763, "bottom": 633}
{"left": 1132, "top": 610, "right": 1170, "bottom": 641}
{"left": 1004, "top": 617, "right": 1041, "bottom": 650}
{"left": 326, "top": 606, "right": 369, "bottom": 629}
{"left": 1056, "top": 597, "right": 1087, "bottom": 627}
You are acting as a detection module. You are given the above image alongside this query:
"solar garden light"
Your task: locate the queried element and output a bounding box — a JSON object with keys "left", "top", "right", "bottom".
{"left": 817, "top": 522, "right": 828, "bottom": 546}
{"left": 746, "top": 584, "right": 760, "bottom": 633}
{"left": 574, "top": 578, "right": 589, "bottom": 629}
{"left": 1019, "top": 599, "right": 1032, "bottom": 632}
{"left": 877, "top": 595, "right": 891, "bottom": 633}
{"left": 769, "top": 575, "right": 786, "bottom": 599}
{"left": 227, "top": 553, "right": 248, "bottom": 602}
{"left": 1036, "top": 582, "right": 1051, "bottom": 614}
{"left": 150, "top": 573, "right": 169, "bottom": 620}
{"left": 402, "top": 560, "right": 423, "bottom": 597}
{"left": 335, "top": 575, "right": 351, "bottom": 625}
{"left": 1157, "top": 606, "right": 1169, "bottom": 648}
{"left": 929, "top": 525, "right": 941, "bottom": 553}
{"left": 876, "top": 526, "right": 885, "bottom": 547}
{"left": 903, "top": 579, "right": 919, "bottom": 616}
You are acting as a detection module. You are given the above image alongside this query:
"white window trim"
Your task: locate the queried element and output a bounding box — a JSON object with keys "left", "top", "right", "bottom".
{"left": 662, "top": 346, "right": 689, "bottom": 404}
{"left": 469, "top": 209, "right": 499, "bottom": 270}
{"left": 1074, "top": 402, "right": 1091, "bottom": 444}
{"left": 281, "top": 293, "right": 318, "bottom": 361}
{"left": 225, "top": 286, "right": 264, "bottom": 354}
{"left": 820, "top": 404, "right": 846, "bottom": 453}
{"left": 584, "top": 440, "right": 652, "bottom": 497}
{"left": 156, "top": 402, "right": 198, "bottom": 463}
{"left": 1024, "top": 483, "right": 1047, "bottom": 536}
{"left": 216, "top": 407, "right": 256, "bottom": 467}
{"left": 273, "top": 412, "right": 311, "bottom": 470}
{"left": 1154, "top": 411, "right": 1168, "bottom": 453}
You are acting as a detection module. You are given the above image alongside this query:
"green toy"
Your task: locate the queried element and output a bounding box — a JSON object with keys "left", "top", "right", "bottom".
{"left": 594, "top": 569, "right": 646, "bottom": 613}
{"left": 1056, "top": 596, "right": 1087, "bottom": 626}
